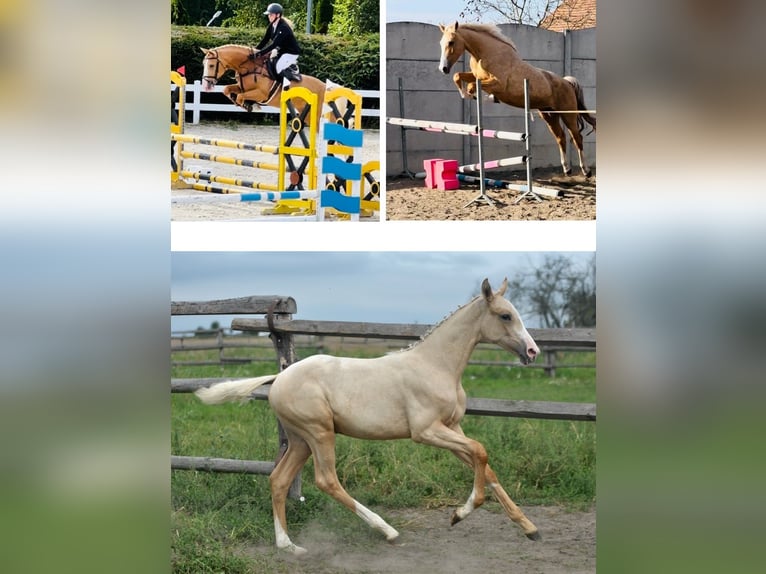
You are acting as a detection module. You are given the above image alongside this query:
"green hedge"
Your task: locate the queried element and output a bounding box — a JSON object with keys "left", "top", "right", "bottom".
{"left": 171, "top": 26, "right": 379, "bottom": 92}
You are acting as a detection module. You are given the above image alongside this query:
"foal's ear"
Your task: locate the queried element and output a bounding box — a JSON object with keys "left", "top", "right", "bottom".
{"left": 439, "top": 23, "right": 445, "bottom": 32}
{"left": 497, "top": 278, "right": 509, "bottom": 297}
{"left": 454, "top": 21, "right": 460, "bottom": 30}
{"left": 200, "top": 47, "right": 210, "bottom": 55}
{"left": 481, "top": 278, "right": 493, "bottom": 301}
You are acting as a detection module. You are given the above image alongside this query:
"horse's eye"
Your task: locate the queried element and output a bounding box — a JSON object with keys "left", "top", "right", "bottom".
{"left": 501, "top": 314, "right": 512, "bottom": 321}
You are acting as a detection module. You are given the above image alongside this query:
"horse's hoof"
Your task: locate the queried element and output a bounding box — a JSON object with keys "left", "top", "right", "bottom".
{"left": 449, "top": 510, "right": 463, "bottom": 526}
{"left": 526, "top": 530, "right": 542, "bottom": 541}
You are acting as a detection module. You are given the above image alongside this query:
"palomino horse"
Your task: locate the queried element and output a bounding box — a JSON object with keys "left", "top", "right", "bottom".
{"left": 200, "top": 44, "right": 326, "bottom": 116}
{"left": 438, "top": 22, "right": 596, "bottom": 178}
{"left": 195, "top": 278, "right": 541, "bottom": 554}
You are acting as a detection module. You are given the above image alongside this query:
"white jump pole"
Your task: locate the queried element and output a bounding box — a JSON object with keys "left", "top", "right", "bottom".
{"left": 463, "top": 79, "right": 495, "bottom": 208}
{"left": 514, "top": 78, "right": 542, "bottom": 203}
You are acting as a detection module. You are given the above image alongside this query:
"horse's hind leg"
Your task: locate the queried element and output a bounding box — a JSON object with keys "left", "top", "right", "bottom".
{"left": 269, "top": 429, "right": 312, "bottom": 555}
{"left": 562, "top": 113, "right": 592, "bottom": 178}
{"left": 483, "top": 465, "right": 540, "bottom": 539}
{"left": 448, "top": 424, "right": 539, "bottom": 539}
{"left": 413, "top": 422, "right": 489, "bottom": 525}
{"left": 540, "top": 112, "right": 571, "bottom": 176}
{"left": 308, "top": 429, "right": 400, "bottom": 542}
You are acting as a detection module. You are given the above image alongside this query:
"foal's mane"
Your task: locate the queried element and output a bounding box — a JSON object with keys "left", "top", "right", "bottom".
{"left": 402, "top": 294, "right": 484, "bottom": 352}
{"left": 458, "top": 22, "right": 518, "bottom": 52}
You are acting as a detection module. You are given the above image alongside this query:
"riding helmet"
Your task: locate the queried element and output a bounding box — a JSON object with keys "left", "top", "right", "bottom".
{"left": 264, "top": 3, "right": 283, "bottom": 15}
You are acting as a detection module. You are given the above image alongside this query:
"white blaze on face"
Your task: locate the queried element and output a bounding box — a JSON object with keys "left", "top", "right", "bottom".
{"left": 438, "top": 36, "right": 449, "bottom": 72}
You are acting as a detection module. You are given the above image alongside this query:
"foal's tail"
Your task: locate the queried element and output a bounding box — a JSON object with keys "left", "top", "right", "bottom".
{"left": 564, "top": 76, "right": 596, "bottom": 135}
{"left": 194, "top": 375, "right": 278, "bottom": 405}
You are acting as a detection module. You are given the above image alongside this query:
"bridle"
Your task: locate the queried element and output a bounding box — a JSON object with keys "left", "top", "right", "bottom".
{"left": 202, "top": 51, "right": 222, "bottom": 86}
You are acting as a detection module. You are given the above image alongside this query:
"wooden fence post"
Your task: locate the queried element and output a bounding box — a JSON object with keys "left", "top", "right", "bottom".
{"left": 544, "top": 349, "right": 557, "bottom": 378}
{"left": 267, "top": 301, "right": 301, "bottom": 499}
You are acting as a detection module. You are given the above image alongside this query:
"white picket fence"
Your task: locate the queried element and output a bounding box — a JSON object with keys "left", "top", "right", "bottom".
{"left": 177, "top": 80, "right": 380, "bottom": 124}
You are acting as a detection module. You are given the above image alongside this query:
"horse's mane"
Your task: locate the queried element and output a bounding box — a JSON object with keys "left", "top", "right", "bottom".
{"left": 214, "top": 43, "right": 251, "bottom": 50}
{"left": 458, "top": 22, "right": 518, "bottom": 52}
{"left": 399, "top": 294, "right": 483, "bottom": 352}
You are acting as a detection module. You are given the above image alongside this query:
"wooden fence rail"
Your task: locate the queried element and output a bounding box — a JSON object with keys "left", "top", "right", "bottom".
{"left": 171, "top": 378, "right": 596, "bottom": 421}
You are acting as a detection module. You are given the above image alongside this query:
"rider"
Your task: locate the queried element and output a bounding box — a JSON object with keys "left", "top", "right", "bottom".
{"left": 254, "top": 4, "right": 301, "bottom": 91}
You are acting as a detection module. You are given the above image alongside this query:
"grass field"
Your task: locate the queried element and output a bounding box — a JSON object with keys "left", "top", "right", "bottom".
{"left": 171, "top": 344, "right": 595, "bottom": 573}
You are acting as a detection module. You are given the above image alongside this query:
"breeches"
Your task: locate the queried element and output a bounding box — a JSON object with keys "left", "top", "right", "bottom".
{"left": 276, "top": 53, "right": 298, "bottom": 73}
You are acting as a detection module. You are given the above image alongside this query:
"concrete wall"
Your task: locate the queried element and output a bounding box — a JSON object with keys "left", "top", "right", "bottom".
{"left": 386, "top": 23, "right": 596, "bottom": 177}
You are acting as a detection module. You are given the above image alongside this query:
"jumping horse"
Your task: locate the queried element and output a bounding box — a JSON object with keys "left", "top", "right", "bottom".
{"left": 195, "top": 278, "right": 541, "bottom": 554}
{"left": 438, "top": 22, "right": 596, "bottom": 178}
{"left": 200, "top": 44, "right": 326, "bottom": 118}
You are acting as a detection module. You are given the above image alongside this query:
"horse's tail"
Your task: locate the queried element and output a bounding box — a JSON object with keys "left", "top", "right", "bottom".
{"left": 564, "top": 76, "right": 596, "bottom": 135}
{"left": 194, "top": 375, "right": 278, "bottom": 405}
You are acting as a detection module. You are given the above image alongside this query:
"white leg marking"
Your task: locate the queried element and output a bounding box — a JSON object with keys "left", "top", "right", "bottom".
{"left": 454, "top": 487, "right": 477, "bottom": 521}
{"left": 355, "top": 502, "right": 399, "bottom": 541}
{"left": 274, "top": 517, "right": 307, "bottom": 555}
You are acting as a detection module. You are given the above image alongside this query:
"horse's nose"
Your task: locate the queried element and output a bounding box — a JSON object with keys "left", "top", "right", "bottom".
{"left": 439, "top": 66, "right": 448, "bottom": 74}
{"left": 527, "top": 344, "right": 539, "bottom": 362}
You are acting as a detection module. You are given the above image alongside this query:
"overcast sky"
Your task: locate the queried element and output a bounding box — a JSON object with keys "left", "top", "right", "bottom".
{"left": 171, "top": 251, "right": 593, "bottom": 332}
{"left": 386, "top": 0, "right": 469, "bottom": 24}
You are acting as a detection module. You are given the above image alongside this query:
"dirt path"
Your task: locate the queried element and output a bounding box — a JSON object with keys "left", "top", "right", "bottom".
{"left": 386, "top": 168, "right": 595, "bottom": 221}
{"left": 171, "top": 123, "right": 380, "bottom": 221}
{"left": 245, "top": 504, "right": 595, "bottom": 573}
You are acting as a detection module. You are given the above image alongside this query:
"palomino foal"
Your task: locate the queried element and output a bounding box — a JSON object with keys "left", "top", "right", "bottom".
{"left": 195, "top": 278, "right": 541, "bottom": 554}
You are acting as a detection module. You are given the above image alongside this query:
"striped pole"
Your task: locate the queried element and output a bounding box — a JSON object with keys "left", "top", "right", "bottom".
{"left": 179, "top": 151, "right": 279, "bottom": 171}
{"left": 172, "top": 133, "right": 279, "bottom": 154}
{"left": 172, "top": 190, "right": 317, "bottom": 204}
{"left": 180, "top": 171, "right": 279, "bottom": 192}
{"left": 456, "top": 173, "right": 514, "bottom": 188}
{"left": 456, "top": 155, "right": 526, "bottom": 173}
{"left": 386, "top": 117, "right": 525, "bottom": 142}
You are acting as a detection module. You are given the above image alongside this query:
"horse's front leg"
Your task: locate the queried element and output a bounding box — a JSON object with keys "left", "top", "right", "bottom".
{"left": 238, "top": 90, "right": 262, "bottom": 111}
{"left": 223, "top": 85, "right": 244, "bottom": 107}
{"left": 448, "top": 424, "right": 540, "bottom": 539}
{"left": 452, "top": 71, "right": 476, "bottom": 100}
{"left": 471, "top": 60, "right": 502, "bottom": 103}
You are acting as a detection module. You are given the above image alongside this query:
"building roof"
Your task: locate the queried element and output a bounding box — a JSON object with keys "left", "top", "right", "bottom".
{"left": 540, "top": 0, "right": 596, "bottom": 31}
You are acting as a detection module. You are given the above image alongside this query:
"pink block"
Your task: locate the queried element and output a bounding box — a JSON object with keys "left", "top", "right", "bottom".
{"left": 423, "top": 158, "right": 459, "bottom": 190}
{"left": 434, "top": 159, "right": 459, "bottom": 190}
{"left": 423, "top": 158, "right": 444, "bottom": 189}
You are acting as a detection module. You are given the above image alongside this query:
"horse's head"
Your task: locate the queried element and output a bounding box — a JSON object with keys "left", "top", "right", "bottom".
{"left": 200, "top": 48, "right": 225, "bottom": 92}
{"left": 438, "top": 22, "right": 465, "bottom": 75}
{"left": 479, "top": 278, "right": 539, "bottom": 365}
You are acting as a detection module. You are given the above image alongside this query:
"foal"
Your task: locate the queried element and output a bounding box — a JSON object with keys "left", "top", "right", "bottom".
{"left": 196, "top": 278, "right": 541, "bottom": 554}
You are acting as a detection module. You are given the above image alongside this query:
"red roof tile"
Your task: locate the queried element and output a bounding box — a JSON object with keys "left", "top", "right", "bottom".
{"left": 540, "top": 0, "right": 596, "bottom": 31}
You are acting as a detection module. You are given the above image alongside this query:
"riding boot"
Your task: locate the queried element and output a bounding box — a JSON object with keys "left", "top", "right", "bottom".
{"left": 281, "top": 64, "right": 301, "bottom": 91}
{"left": 266, "top": 59, "right": 278, "bottom": 82}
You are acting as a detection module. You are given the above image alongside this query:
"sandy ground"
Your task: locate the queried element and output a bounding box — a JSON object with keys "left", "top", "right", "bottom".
{"left": 386, "top": 168, "right": 595, "bottom": 221}
{"left": 244, "top": 504, "right": 595, "bottom": 573}
{"left": 171, "top": 123, "right": 380, "bottom": 221}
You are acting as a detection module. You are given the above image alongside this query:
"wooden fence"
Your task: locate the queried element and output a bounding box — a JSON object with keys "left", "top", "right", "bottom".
{"left": 172, "top": 327, "right": 594, "bottom": 377}
{"left": 171, "top": 295, "right": 596, "bottom": 492}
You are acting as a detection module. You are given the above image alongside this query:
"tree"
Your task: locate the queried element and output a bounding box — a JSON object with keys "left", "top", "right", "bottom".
{"left": 219, "top": 0, "right": 308, "bottom": 29}
{"left": 508, "top": 254, "right": 595, "bottom": 328}
{"left": 313, "top": 0, "right": 334, "bottom": 34}
{"left": 459, "top": 0, "right": 559, "bottom": 26}
{"left": 328, "top": 0, "right": 380, "bottom": 36}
